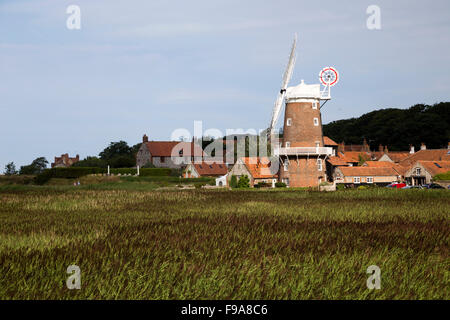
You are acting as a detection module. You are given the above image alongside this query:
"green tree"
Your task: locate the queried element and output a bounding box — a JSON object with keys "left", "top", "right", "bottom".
{"left": 99, "top": 141, "right": 134, "bottom": 168}
{"left": 237, "top": 175, "right": 250, "bottom": 188}
{"left": 19, "top": 157, "right": 48, "bottom": 175}
{"left": 4, "top": 162, "right": 18, "bottom": 175}
{"left": 72, "top": 156, "right": 107, "bottom": 168}
{"left": 230, "top": 175, "right": 238, "bottom": 188}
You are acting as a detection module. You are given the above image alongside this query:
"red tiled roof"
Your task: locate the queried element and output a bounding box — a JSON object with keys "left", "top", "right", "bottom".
{"left": 337, "top": 151, "right": 371, "bottom": 163}
{"left": 338, "top": 166, "right": 399, "bottom": 177}
{"left": 193, "top": 162, "right": 228, "bottom": 177}
{"left": 400, "top": 149, "right": 450, "bottom": 167}
{"left": 145, "top": 141, "right": 204, "bottom": 157}
{"left": 241, "top": 157, "right": 278, "bottom": 179}
{"left": 384, "top": 152, "right": 411, "bottom": 163}
{"left": 416, "top": 160, "right": 450, "bottom": 176}
{"left": 327, "top": 156, "right": 348, "bottom": 166}
{"left": 364, "top": 161, "right": 397, "bottom": 168}
{"left": 323, "top": 136, "right": 338, "bottom": 146}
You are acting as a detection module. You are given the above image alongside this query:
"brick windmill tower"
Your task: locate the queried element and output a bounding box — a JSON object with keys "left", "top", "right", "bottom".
{"left": 268, "top": 35, "right": 339, "bottom": 187}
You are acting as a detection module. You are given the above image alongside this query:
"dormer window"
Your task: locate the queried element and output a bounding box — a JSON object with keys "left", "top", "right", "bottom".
{"left": 415, "top": 168, "right": 421, "bottom": 175}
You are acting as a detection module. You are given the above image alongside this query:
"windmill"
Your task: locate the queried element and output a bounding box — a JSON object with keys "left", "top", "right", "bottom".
{"left": 267, "top": 33, "right": 297, "bottom": 137}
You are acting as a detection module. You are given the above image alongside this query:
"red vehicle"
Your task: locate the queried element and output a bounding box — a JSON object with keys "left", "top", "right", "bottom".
{"left": 386, "top": 183, "right": 406, "bottom": 189}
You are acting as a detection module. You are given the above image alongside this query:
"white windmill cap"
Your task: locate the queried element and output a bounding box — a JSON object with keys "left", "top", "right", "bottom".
{"left": 286, "top": 80, "right": 321, "bottom": 100}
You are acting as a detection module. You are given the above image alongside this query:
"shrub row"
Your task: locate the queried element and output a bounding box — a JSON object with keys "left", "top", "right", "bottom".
{"left": 34, "top": 167, "right": 173, "bottom": 185}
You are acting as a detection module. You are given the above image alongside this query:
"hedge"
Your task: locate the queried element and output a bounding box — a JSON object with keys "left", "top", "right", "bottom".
{"left": 34, "top": 167, "right": 173, "bottom": 185}
{"left": 433, "top": 171, "right": 450, "bottom": 181}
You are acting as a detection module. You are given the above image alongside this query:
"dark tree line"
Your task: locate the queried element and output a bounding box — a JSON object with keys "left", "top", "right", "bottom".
{"left": 323, "top": 102, "right": 450, "bottom": 151}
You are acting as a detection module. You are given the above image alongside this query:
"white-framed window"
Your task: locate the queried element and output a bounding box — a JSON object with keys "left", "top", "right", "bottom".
{"left": 312, "top": 101, "right": 318, "bottom": 109}
{"left": 367, "top": 177, "right": 373, "bottom": 184}
{"left": 415, "top": 168, "right": 421, "bottom": 175}
{"left": 282, "top": 178, "right": 290, "bottom": 186}
{"left": 354, "top": 177, "right": 360, "bottom": 184}
{"left": 313, "top": 118, "right": 319, "bottom": 126}
{"left": 315, "top": 142, "right": 320, "bottom": 149}
{"left": 286, "top": 118, "right": 292, "bottom": 126}
{"left": 286, "top": 141, "right": 290, "bottom": 148}
{"left": 283, "top": 161, "right": 289, "bottom": 172}
{"left": 317, "top": 158, "right": 322, "bottom": 171}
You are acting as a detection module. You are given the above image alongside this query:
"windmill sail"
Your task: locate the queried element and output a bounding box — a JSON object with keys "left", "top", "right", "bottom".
{"left": 269, "top": 34, "right": 297, "bottom": 133}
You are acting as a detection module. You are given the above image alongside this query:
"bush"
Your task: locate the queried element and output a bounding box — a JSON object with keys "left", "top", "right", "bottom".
{"left": 275, "top": 182, "right": 287, "bottom": 188}
{"left": 237, "top": 175, "right": 250, "bottom": 188}
{"left": 194, "top": 182, "right": 206, "bottom": 189}
{"left": 255, "top": 182, "right": 271, "bottom": 188}
{"left": 230, "top": 175, "right": 238, "bottom": 188}
{"left": 433, "top": 171, "right": 450, "bottom": 181}
{"left": 357, "top": 185, "right": 368, "bottom": 190}
{"left": 336, "top": 183, "right": 345, "bottom": 190}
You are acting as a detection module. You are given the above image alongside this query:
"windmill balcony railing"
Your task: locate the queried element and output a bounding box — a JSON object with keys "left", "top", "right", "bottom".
{"left": 274, "top": 146, "right": 333, "bottom": 156}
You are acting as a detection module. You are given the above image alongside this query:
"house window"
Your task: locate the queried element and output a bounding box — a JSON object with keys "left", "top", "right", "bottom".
{"left": 179, "top": 150, "right": 183, "bottom": 156}
{"left": 312, "top": 101, "right": 318, "bottom": 109}
{"left": 282, "top": 178, "right": 289, "bottom": 186}
{"left": 284, "top": 161, "right": 289, "bottom": 172}
{"left": 286, "top": 141, "right": 291, "bottom": 148}
{"left": 367, "top": 177, "right": 373, "bottom": 184}
{"left": 286, "top": 118, "right": 292, "bottom": 126}
{"left": 415, "top": 168, "right": 421, "bottom": 175}
{"left": 160, "top": 156, "right": 165, "bottom": 163}
{"left": 313, "top": 118, "right": 319, "bottom": 126}
{"left": 354, "top": 177, "right": 360, "bottom": 184}
{"left": 317, "top": 158, "right": 322, "bottom": 171}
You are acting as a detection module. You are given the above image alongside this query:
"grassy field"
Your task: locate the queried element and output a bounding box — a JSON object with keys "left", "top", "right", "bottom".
{"left": 0, "top": 182, "right": 448, "bottom": 299}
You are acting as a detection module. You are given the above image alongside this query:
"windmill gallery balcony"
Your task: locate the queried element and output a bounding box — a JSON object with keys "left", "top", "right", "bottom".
{"left": 274, "top": 146, "right": 333, "bottom": 156}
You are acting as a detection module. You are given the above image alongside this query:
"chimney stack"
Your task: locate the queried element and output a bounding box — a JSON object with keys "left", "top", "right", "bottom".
{"left": 76, "top": 154, "right": 80, "bottom": 161}
{"left": 409, "top": 145, "right": 415, "bottom": 154}
{"left": 143, "top": 134, "right": 148, "bottom": 143}
{"left": 420, "top": 142, "right": 426, "bottom": 150}
{"left": 384, "top": 145, "right": 389, "bottom": 153}
{"left": 379, "top": 144, "right": 383, "bottom": 152}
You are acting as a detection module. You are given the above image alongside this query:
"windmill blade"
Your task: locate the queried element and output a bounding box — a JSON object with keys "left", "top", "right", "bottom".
{"left": 281, "top": 33, "right": 297, "bottom": 90}
{"left": 268, "top": 34, "right": 297, "bottom": 133}
{"left": 270, "top": 90, "right": 285, "bottom": 130}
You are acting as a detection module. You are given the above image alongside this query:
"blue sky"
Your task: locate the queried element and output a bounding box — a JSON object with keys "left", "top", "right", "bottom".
{"left": 1, "top": 0, "right": 449, "bottom": 169}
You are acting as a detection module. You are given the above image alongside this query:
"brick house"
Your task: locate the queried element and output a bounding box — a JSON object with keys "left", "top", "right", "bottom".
{"left": 183, "top": 162, "right": 228, "bottom": 178}
{"left": 335, "top": 166, "right": 401, "bottom": 186}
{"left": 51, "top": 154, "right": 79, "bottom": 168}
{"left": 136, "top": 134, "right": 205, "bottom": 169}
{"left": 228, "top": 157, "right": 278, "bottom": 187}
{"left": 404, "top": 160, "right": 450, "bottom": 185}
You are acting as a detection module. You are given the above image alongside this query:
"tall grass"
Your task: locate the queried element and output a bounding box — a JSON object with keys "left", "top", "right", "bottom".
{"left": 0, "top": 187, "right": 448, "bottom": 299}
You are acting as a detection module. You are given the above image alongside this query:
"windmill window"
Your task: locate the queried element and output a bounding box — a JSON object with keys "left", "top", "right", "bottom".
{"left": 284, "top": 161, "right": 289, "bottom": 172}
{"left": 286, "top": 118, "right": 292, "bottom": 126}
{"left": 313, "top": 118, "right": 319, "bottom": 126}
{"left": 286, "top": 141, "right": 290, "bottom": 148}
{"left": 317, "top": 159, "right": 322, "bottom": 171}
{"left": 312, "top": 101, "right": 318, "bottom": 109}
